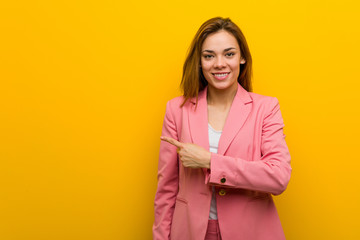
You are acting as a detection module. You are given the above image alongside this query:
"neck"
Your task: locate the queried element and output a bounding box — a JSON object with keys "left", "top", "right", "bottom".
{"left": 206, "top": 83, "right": 238, "bottom": 108}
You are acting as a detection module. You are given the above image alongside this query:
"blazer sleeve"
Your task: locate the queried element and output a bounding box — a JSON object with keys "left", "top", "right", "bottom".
{"left": 208, "top": 97, "right": 292, "bottom": 195}
{"left": 153, "top": 100, "right": 179, "bottom": 240}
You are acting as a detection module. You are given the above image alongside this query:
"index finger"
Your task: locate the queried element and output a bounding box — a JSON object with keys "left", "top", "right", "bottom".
{"left": 160, "top": 136, "right": 183, "bottom": 148}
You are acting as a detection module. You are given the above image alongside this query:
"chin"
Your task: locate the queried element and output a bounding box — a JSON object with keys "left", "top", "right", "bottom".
{"left": 209, "top": 80, "right": 237, "bottom": 90}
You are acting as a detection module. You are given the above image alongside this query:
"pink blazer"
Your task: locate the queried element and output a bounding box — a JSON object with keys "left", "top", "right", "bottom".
{"left": 153, "top": 83, "right": 292, "bottom": 240}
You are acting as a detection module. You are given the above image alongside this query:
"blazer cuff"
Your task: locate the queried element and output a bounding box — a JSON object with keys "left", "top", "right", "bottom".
{"left": 208, "top": 152, "right": 234, "bottom": 187}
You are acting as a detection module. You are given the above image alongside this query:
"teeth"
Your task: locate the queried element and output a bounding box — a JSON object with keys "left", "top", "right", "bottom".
{"left": 214, "top": 73, "right": 228, "bottom": 77}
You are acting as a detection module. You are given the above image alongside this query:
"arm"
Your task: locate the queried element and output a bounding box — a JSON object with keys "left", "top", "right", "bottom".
{"left": 208, "top": 97, "right": 292, "bottom": 195}
{"left": 153, "top": 100, "right": 179, "bottom": 240}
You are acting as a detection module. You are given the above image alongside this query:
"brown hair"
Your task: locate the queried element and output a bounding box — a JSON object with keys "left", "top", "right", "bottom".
{"left": 180, "top": 17, "right": 253, "bottom": 108}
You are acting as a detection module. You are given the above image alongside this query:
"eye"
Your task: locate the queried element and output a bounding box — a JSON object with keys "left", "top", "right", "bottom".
{"left": 225, "top": 52, "right": 235, "bottom": 57}
{"left": 203, "top": 55, "right": 213, "bottom": 59}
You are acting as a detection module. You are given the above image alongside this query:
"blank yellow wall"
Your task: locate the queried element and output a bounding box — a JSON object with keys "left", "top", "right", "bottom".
{"left": 1, "top": 0, "right": 359, "bottom": 239}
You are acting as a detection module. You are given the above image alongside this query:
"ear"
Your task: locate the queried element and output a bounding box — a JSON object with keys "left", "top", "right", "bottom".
{"left": 240, "top": 58, "right": 246, "bottom": 64}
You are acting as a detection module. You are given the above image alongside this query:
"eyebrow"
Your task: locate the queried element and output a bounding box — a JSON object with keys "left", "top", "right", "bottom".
{"left": 202, "top": 47, "right": 236, "bottom": 53}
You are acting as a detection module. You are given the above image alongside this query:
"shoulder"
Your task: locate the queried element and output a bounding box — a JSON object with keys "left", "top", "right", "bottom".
{"left": 167, "top": 95, "right": 186, "bottom": 107}
{"left": 249, "top": 92, "right": 279, "bottom": 107}
{"left": 162, "top": 95, "right": 187, "bottom": 119}
{"left": 248, "top": 92, "right": 280, "bottom": 115}
{"left": 165, "top": 95, "right": 190, "bottom": 111}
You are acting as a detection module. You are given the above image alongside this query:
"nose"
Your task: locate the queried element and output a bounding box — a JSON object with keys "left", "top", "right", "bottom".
{"left": 214, "top": 56, "right": 226, "bottom": 68}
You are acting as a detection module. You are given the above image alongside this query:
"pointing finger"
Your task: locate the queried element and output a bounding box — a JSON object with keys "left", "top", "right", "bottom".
{"left": 160, "top": 136, "right": 183, "bottom": 148}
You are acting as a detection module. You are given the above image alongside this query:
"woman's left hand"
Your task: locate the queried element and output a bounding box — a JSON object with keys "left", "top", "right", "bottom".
{"left": 160, "top": 136, "right": 211, "bottom": 169}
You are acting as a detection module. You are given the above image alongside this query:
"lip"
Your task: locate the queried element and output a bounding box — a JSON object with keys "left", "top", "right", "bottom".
{"left": 212, "top": 72, "right": 230, "bottom": 81}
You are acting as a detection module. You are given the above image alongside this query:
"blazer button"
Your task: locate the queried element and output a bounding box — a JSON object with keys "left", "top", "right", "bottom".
{"left": 220, "top": 178, "right": 226, "bottom": 183}
{"left": 219, "top": 189, "right": 226, "bottom": 196}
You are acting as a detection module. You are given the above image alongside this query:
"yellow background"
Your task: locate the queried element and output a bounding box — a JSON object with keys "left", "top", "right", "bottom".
{"left": 1, "top": 0, "right": 359, "bottom": 239}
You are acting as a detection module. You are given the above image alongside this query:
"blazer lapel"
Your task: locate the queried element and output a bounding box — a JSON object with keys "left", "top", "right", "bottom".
{"left": 188, "top": 86, "right": 209, "bottom": 151}
{"left": 188, "top": 83, "right": 253, "bottom": 156}
{"left": 217, "top": 83, "right": 253, "bottom": 155}
{"left": 188, "top": 86, "right": 209, "bottom": 178}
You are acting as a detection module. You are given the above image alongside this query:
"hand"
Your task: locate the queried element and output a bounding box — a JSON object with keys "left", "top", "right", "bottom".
{"left": 160, "top": 136, "right": 211, "bottom": 169}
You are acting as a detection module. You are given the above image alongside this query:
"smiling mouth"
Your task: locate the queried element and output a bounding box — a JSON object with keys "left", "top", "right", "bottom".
{"left": 212, "top": 72, "right": 230, "bottom": 80}
{"left": 212, "top": 73, "right": 230, "bottom": 77}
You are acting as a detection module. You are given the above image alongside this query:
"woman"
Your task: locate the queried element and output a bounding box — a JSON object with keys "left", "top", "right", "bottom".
{"left": 153, "top": 17, "right": 291, "bottom": 240}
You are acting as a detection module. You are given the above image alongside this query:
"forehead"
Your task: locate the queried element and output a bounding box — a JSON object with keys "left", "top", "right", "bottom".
{"left": 202, "top": 30, "right": 239, "bottom": 50}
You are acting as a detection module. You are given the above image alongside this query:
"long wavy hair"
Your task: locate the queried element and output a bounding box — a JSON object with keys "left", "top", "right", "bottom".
{"left": 180, "top": 17, "right": 253, "bottom": 108}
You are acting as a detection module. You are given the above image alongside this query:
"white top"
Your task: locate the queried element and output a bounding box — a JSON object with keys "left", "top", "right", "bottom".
{"left": 208, "top": 123, "right": 222, "bottom": 220}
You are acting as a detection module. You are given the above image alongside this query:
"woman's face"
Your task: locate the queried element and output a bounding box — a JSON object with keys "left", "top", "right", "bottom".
{"left": 200, "top": 30, "right": 245, "bottom": 91}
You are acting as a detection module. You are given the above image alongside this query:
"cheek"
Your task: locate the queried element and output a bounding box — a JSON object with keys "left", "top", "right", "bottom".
{"left": 230, "top": 60, "right": 241, "bottom": 72}
{"left": 201, "top": 63, "right": 212, "bottom": 74}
